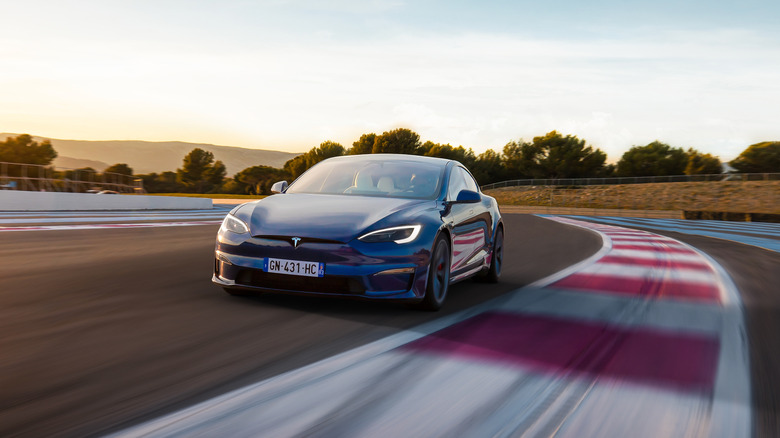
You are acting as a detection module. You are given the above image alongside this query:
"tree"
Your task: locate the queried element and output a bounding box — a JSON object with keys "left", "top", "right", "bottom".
{"left": 372, "top": 128, "right": 421, "bottom": 155}
{"left": 231, "top": 165, "right": 290, "bottom": 195}
{"left": 422, "top": 142, "right": 476, "bottom": 167}
{"left": 501, "top": 140, "right": 538, "bottom": 179}
{"left": 283, "top": 141, "right": 345, "bottom": 180}
{"left": 348, "top": 133, "right": 376, "bottom": 155}
{"left": 470, "top": 149, "right": 507, "bottom": 185}
{"left": 104, "top": 163, "right": 133, "bottom": 175}
{"left": 308, "top": 141, "right": 345, "bottom": 164}
{"left": 502, "top": 131, "right": 608, "bottom": 179}
{"left": 685, "top": 149, "right": 722, "bottom": 175}
{"left": 283, "top": 155, "right": 309, "bottom": 180}
{"left": 139, "top": 171, "right": 184, "bottom": 193}
{"left": 0, "top": 134, "right": 57, "bottom": 165}
{"left": 616, "top": 141, "right": 687, "bottom": 177}
{"left": 729, "top": 141, "right": 780, "bottom": 173}
{"left": 206, "top": 160, "right": 227, "bottom": 186}
{"left": 176, "top": 148, "right": 225, "bottom": 193}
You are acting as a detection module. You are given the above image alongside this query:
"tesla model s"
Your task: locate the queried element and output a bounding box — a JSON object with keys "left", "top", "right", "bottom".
{"left": 213, "top": 153, "right": 503, "bottom": 310}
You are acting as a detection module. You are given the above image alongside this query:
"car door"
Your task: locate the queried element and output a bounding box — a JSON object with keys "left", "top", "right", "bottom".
{"left": 446, "top": 166, "right": 492, "bottom": 277}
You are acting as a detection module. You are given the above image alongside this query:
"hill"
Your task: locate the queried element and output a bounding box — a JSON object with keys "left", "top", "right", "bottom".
{"left": 0, "top": 134, "right": 301, "bottom": 175}
{"left": 52, "top": 156, "right": 111, "bottom": 171}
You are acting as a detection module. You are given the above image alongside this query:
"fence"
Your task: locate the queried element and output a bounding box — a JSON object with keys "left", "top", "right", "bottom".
{"left": 0, "top": 161, "right": 145, "bottom": 194}
{"left": 480, "top": 173, "right": 780, "bottom": 190}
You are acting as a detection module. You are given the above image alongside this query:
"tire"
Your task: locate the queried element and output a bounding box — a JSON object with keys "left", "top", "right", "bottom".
{"left": 484, "top": 226, "right": 503, "bottom": 283}
{"left": 417, "top": 234, "right": 451, "bottom": 311}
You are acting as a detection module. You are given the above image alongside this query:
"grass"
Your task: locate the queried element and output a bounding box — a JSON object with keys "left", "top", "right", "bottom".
{"left": 484, "top": 181, "right": 780, "bottom": 214}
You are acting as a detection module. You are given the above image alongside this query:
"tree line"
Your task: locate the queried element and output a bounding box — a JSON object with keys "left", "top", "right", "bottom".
{"left": 2, "top": 132, "right": 779, "bottom": 195}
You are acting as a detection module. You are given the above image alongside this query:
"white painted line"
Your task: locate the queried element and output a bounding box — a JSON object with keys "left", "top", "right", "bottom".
{"left": 608, "top": 249, "right": 709, "bottom": 263}
{"left": 608, "top": 236, "right": 686, "bottom": 244}
{"left": 574, "top": 263, "right": 718, "bottom": 285}
{"left": 608, "top": 241, "right": 693, "bottom": 250}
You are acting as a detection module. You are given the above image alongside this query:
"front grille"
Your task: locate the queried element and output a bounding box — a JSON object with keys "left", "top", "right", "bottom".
{"left": 235, "top": 269, "right": 366, "bottom": 294}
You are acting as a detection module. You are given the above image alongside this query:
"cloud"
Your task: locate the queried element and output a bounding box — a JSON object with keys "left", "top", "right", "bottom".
{"left": 1, "top": 26, "right": 778, "bottom": 158}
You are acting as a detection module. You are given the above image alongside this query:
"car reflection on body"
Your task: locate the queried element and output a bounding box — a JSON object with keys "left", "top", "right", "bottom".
{"left": 213, "top": 154, "right": 504, "bottom": 310}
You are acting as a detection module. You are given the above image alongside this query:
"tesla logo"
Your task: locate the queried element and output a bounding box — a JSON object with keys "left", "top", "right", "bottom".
{"left": 291, "top": 237, "right": 302, "bottom": 248}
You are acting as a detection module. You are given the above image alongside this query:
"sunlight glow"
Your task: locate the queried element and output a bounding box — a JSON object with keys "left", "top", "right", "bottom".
{"left": 1, "top": 1, "right": 778, "bottom": 160}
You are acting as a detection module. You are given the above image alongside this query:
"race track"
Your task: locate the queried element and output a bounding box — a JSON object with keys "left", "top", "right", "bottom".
{"left": 0, "top": 209, "right": 777, "bottom": 437}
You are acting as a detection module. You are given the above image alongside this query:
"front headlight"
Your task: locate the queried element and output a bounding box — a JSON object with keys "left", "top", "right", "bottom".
{"left": 220, "top": 214, "right": 249, "bottom": 234}
{"left": 358, "top": 225, "right": 421, "bottom": 244}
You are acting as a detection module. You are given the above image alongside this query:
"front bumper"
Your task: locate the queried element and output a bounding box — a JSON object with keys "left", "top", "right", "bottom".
{"left": 213, "top": 236, "right": 432, "bottom": 300}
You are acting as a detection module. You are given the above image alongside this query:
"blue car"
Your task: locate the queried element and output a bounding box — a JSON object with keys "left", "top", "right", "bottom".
{"left": 213, "top": 154, "right": 504, "bottom": 310}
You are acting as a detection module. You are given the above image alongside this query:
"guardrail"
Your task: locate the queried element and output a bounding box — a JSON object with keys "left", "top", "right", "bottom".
{"left": 0, "top": 161, "right": 145, "bottom": 193}
{"left": 480, "top": 173, "right": 780, "bottom": 190}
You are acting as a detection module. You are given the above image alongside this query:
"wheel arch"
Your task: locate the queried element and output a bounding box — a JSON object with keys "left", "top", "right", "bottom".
{"left": 436, "top": 225, "right": 453, "bottom": 257}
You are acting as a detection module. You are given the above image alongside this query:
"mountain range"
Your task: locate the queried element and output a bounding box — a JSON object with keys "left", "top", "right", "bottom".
{"left": 0, "top": 133, "right": 301, "bottom": 175}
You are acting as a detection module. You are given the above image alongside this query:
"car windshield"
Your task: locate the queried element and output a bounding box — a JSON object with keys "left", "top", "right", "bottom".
{"left": 286, "top": 158, "right": 445, "bottom": 200}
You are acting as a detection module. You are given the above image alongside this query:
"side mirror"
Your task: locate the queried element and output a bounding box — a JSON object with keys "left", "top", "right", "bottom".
{"left": 455, "top": 189, "right": 481, "bottom": 203}
{"left": 270, "top": 180, "right": 288, "bottom": 194}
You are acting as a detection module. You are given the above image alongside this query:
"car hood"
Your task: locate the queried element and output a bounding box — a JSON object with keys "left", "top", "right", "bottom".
{"left": 245, "top": 194, "right": 433, "bottom": 242}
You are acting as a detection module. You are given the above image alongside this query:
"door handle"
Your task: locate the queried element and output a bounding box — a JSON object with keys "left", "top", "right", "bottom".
{"left": 468, "top": 209, "right": 474, "bottom": 215}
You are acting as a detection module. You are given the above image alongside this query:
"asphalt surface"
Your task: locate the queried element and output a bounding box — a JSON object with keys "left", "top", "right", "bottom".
{"left": 113, "top": 216, "right": 753, "bottom": 437}
{"left": 0, "top": 213, "right": 602, "bottom": 437}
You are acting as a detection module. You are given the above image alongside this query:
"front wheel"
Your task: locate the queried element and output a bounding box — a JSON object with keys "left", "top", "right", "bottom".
{"left": 417, "top": 235, "right": 451, "bottom": 311}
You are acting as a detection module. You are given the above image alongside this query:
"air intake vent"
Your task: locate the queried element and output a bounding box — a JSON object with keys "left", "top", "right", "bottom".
{"left": 236, "top": 269, "right": 365, "bottom": 294}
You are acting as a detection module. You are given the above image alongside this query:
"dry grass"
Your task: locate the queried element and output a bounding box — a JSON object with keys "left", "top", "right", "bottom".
{"left": 485, "top": 181, "right": 780, "bottom": 214}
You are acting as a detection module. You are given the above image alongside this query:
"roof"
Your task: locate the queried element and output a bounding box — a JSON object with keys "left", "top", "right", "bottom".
{"left": 326, "top": 153, "right": 453, "bottom": 167}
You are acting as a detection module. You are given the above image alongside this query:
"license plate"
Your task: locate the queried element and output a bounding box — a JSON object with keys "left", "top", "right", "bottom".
{"left": 264, "top": 258, "right": 324, "bottom": 278}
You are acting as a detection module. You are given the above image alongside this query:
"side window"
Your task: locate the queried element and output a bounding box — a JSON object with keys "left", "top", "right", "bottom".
{"left": 447, "top": 167, "right": 466, "bottom": 200}
{"left": 462, "top": 168, "right": 480, "bottom": 193}
{"left": 447, "top": 167, "right": 478, "bottom": 200}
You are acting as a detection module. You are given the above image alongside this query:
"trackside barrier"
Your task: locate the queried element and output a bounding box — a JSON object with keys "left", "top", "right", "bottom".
{"left": 683, "top": 211, "right": 780, "bottom": 223}
{"left": 0, "top": 161, "right": 144, "bottom": 194}
{"left": 0, "top": 190, "right": 212, "bottom": 211}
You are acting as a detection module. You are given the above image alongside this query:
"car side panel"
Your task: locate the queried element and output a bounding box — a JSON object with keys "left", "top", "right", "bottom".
{"left": 444, "top": 165, "right": 494, "bottom": 277}
{"left": 449, "top": 203, "right": 489, "bottom": 273}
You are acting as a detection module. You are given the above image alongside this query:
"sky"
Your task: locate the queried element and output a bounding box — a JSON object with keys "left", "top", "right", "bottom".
{"left": 1, "top": 0, "right": 779, "bottom": 161}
